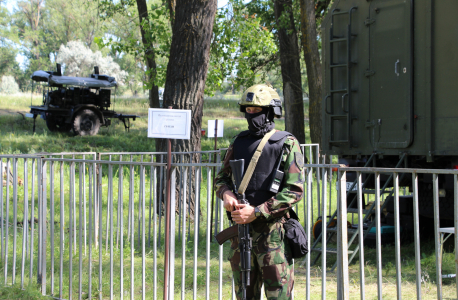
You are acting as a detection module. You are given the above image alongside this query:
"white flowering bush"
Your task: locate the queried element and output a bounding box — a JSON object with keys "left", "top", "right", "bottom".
{"left": 56, "top": 41, "right": 128, "bottom": 85}
{"left": 0, "top": 76, "right": 19, "bottom": 94}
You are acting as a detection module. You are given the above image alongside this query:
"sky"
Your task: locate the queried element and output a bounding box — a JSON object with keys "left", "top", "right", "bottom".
{"left": 5, "top": 0, "right": 13, "bottom": 12}
{"left": 218, "top": 0, "right": 228, "bottom": 8}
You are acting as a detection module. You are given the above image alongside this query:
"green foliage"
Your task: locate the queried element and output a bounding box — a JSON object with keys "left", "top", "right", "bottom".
{"left": 0, "top": 46, "right": 19, "bottom": 78}
{"left": 1, "top": 75, "right": 20, "bottom": 94}
{"left": 1, "top": 0, "right": 324, "bottom": 98}
{"left": 208, "top": 0, "right": 332, "bottom": 96}
{"left": 96, "top": 0, "right": 171, "bottom": 90}
{"left": 0, "top": 4, "right": 22, "bottom": 85}
{"left": 0, "top": 0, "right": 334, "bottom": 98}
{"left": 11, "top": 0, "right": 102, "bottom": 69}
{"left": 1, "top": 0, "right": 147, "bottom": 94}
{"left": 208, "top": 0, "right": 278, "bottom": 94}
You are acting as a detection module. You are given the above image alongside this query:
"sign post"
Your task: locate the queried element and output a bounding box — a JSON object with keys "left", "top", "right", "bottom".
{"left": 148, "top": 107, "right": 191, "bottom": 300}
{"left": 211, "top": 119, "right": 217, "bottom": 239}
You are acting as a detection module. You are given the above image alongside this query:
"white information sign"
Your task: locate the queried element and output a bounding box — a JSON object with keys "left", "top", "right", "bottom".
{"left": 207, "top": 120, "right": 224, "bottom": 138}
{"left": 148, "top": 108, "right": 191, "bottom": 139}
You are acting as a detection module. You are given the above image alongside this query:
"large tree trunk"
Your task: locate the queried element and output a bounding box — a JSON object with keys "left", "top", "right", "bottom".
{"left": 300, "top": 0, "right": 322, "bottom": 146}
{"left": 274, "top": 0, "right": 306, "bottom": 144}
{"left": 136, "top": 0, "right": 160, "bottom": 109}
{"left": 157, "top": 0, "right": 217, "bottom": 218}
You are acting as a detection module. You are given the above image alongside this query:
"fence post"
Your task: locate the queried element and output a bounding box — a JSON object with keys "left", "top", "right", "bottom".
{"left": 141, "top": 164, "right": 146, "bottom": 300}
{"left": 321, "top": 166, "right": 328, "bottom": 299}
{"left": 98, "top": 163, "right": 103, "bottom": 300}
{"left": 337, "top": 168, "right": 349, "bottom": 300}
{"left": 375, "top": 172, "right": 382, "bottom": 299}
{"left": 4, "top": 158, "right": 10, "bottom": 285}
{"left": 454, "top": 174, "right": 458, "bottom": 298}
{"left": 305, "top": 166, "right": 312, "bottom": 300}
{"left": 12, "top": 158, "right": 18, "bottom": 286}
{"left": 36, "top": 158, "right": 41, "bottom": 286}
{"left": 182, "top": 168, "right": 188, "bottom": 300}
{"left": 0, "top": 159, "right": 3, "bottom": 266}
{"left": 21, "top": 158, "right": 29, "bottom": 289}
{"left": 206, "top": 166, "right": 211, "bottom": 299}
{"left": 88, "top": 162, "right": 93, "bottom": 300}
{"left": 50, "top": 161, "right": 55, "bottom": 295}
{"left": 357, "top": 172, "right": 365, "bottom": 299}
{"left": 412, "top": 172, "right": 422, "bottom": 298}
{"left": 433, "top": 173, "right": 442, "bottom": 299}
{"left": 40, "top": 159, "right": 47, "bottom": 295}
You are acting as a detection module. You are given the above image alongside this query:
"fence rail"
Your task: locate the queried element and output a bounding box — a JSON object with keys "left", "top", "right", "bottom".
{"left": 1, "top": 146, "right": 456, "bottom": 299}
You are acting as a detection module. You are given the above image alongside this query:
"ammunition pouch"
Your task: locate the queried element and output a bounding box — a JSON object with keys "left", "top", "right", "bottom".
{"left": 283, "top": 210, "right": 308, "bottom": 259}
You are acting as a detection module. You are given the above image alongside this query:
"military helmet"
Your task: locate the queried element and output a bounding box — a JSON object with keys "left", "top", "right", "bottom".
{"left": 239, "top": 84, "right": 282, "bottom": 118}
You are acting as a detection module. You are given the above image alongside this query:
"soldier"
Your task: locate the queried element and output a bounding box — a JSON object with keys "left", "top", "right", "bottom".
{"left": 215, "top": 84, "right": 305, "bottom": 300}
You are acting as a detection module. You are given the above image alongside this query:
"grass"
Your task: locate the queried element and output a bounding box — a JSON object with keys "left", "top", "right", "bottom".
{"left": 0, "top": 92, "right": 456, "bottom": 299}
{"left": 0, "top": 93, "right": 310, "bottom": 154}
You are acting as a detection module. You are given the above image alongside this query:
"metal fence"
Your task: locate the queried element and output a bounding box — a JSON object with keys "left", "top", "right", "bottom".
{"left": 2, "top": 146, "right": 455, "bottom": 299}
{"left": 303, "top": 163, "right": 458, "bottom": 300}
{"left": 0, "top": 146, "right": 314, "bottom": 300}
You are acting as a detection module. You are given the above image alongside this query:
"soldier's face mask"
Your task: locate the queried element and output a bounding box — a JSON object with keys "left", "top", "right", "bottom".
{"left": 245, "top": 108, "right": 268, "bottom": 132}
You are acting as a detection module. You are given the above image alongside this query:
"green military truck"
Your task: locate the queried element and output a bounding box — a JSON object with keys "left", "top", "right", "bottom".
{"left": 321, "top": 0, "right": 457, "bottom": 220}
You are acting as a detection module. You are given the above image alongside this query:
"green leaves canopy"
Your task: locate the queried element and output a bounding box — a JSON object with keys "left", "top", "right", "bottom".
{"left": 208, "top": 0, "right": 278, "bottom": 94}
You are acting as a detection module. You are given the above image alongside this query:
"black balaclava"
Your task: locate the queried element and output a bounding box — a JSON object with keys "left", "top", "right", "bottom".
{"left": 244, "top": 107, "right": 275, "bottom": 137}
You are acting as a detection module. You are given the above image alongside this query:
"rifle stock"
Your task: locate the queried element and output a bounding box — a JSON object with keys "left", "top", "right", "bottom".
{"left": 215, "top": 224, "right": 238, "bottom": 245}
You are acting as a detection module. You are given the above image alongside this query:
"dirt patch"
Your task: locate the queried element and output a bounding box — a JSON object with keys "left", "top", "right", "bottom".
{"left": 0, "top": 109, "right": 28, "bottom": 117}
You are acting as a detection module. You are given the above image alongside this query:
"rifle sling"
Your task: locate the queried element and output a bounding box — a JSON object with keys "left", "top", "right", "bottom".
{"left": 237, "top": 129, "right": 276, "bottom": 195}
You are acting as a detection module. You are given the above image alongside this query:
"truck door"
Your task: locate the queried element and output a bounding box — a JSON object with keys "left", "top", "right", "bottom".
{"left": 369, "top": 0, "right": 413, "bottom": 149}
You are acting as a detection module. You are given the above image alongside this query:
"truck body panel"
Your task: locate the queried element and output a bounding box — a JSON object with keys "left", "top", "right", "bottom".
{"left": 322, "top": 0, "right": 458, "bottom": 159}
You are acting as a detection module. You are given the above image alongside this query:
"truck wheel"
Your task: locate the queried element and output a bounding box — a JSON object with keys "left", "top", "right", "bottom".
{"left": 418, "top": 183, "right": 454, "bottom": 220}
{"left": 46, "top": 116, "right": 71, "bottom": 132}
{"left": 73, "top": 109, "right": 101, "bottom": 136}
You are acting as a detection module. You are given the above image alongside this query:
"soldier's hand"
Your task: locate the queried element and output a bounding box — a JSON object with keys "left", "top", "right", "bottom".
{"left": 231, "top": 204, "right": 256, "bottom": 224}
{"left": 222, "top": 190, "right": 238, "bottom": 212}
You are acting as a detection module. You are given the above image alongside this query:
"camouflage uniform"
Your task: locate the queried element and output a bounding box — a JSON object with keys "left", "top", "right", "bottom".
{"left": 215, "top": 134, "right": 305, "bottom": 300}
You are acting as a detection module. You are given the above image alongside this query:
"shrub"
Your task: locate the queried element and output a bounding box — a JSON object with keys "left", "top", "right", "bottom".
{"left": 0, "top": 76, "right": 19, "bottom": 94}
{"left": 56, "top": 40, "right": 128, "bottom": 85}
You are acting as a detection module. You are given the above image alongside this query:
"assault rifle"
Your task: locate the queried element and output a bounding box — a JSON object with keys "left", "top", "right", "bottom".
{"left": 229, "top": 159, "right": 252, "bottom": 300}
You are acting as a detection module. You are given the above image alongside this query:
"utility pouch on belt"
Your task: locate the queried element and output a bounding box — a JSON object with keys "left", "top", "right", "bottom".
{"left": 283, "top": 209, "right": 308, "bottom": 259}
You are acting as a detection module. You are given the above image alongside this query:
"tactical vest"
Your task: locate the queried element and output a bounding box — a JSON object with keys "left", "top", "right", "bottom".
{"left": 233, "top": 130, "right": 291, "bottom": 206}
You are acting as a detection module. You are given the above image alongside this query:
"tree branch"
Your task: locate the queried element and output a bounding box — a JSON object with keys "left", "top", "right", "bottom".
{"left": 250, "top": 53, "right": 279, "bottom": 73}
{"left": 315, "top": 0, "right": 331, "bottom": 20}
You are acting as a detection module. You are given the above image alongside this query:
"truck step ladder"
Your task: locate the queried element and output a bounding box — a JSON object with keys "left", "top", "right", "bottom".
{"left": 305, "top": 153, "right": 408, "bottom": 271}
{"left": 324, "top": 7, "right": 358, "bottom": 147}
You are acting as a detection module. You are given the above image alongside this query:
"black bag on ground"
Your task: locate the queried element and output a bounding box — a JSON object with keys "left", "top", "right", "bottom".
{"left": 283, "top": 210, "right": 308, "bottom": 259}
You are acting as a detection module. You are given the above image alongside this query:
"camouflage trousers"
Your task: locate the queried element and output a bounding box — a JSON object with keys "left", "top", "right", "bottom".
{"left": 228, "top": 220, "right": 294, "bottom": 300}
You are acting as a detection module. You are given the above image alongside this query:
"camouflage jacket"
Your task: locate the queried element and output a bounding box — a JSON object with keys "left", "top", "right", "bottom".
{"left": 215, "top": 131, "right": 305, "bottom": 221}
